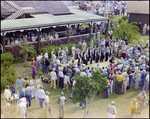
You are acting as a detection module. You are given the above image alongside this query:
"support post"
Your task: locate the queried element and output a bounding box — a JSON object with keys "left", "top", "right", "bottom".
{"left": 2, "top": 32, "right": 6, "bottom": 53}
{"left": 89, "top": 22, "right": 92, "bottom": 41}
{"left": 105, "top": 20, "right": 109, "bottom": 39}
{"left": 67, "top": 24, "right": 69, "bottom": 43}
{"left": 37, "top": 28, "right": 40, "bottom": 54}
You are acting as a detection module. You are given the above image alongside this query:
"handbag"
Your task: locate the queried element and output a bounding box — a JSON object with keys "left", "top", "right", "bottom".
{"left": 132, "top": 109, "right": 137, "bottom": 113}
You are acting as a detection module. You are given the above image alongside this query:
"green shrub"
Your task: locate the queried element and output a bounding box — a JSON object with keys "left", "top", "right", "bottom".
{"left": 122, "top": 16, "right": 129, "bottom": 21}
{"left": 13, "top": 56, "right": 24, "bottom": 63}
{"left": 31, "top": 52, "right": 37, "bottom": 59}
{"left": 1, "top": 52, "right": 14, "bottom": 64}
{"left": 1, "top": 65, "right": 16, "bottom": 89}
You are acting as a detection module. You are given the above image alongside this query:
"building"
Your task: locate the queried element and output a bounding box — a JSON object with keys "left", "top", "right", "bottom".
{"left": 127, "top": 1, "right": 149, "bottom": 28}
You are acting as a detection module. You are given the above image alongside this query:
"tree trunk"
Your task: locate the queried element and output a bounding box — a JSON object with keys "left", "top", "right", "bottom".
{"left": 86, "top": 92, "right": 96, "bottom": 118}
{"left": 24, "top": 53, "right": 28, "bottom": 63}
{"left": 84, "top": 98, "right": 88, "bottom": 118}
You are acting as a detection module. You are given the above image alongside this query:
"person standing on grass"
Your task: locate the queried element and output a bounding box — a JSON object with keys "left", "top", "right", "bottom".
{"left": 10, "top": 82, "right": 15, "bottom": 96}
{"left": 32, "top": 62, "right": 36, "bottom": 80}
{"left": 45, "top": 91, "right": 51, "bottom": 114}
{"left": 116, "top": 71, "right": 123, "bottom": 94}
{"left": 141, "top": 71, "right": 149, "bottom": 93}
{"left": 58, "top": 68, "right": 64, "bottom": 89}
{"left": 64, "top": 73, "right": 71, "bottom": 92}
{"left": 137, "top": 91, "right": 147, "bottom": 115}
{"left": 45, "top": 58, "right": 50, "bottom": 74}
{"left": 17, "top": 97, "right": 27, "bottom": 118}
{"left": 50, "top": 68, "right": 57, "bottom": 89}
{"left": 4, "top": 85, "right": 11, "bottom": 103}
{"left": 129, "top": 99, "right": 138, "bottom": 118}
{"left": 58, "top": 92, "right": 67, "bottom": 118}
{"left": 106, "top": 101, "right": 117, "bottom": 118}
{"left": 25, "top": 84, "right": 32, "bottom": 108}
{"left": 36, "top": 85, "right": 46, "bottom": 108}
{"left": 16, "top": 77, "right": 25, "bottom": 87}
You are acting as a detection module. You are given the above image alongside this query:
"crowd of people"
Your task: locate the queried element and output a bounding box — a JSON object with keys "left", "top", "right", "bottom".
{"left": 3, "top": 34, "right": 149, "bottom": 118}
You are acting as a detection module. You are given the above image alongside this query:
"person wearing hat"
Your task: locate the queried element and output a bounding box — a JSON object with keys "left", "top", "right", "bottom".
{"left": 58, "top": 92, "right": 67, "bottom": 118}
{"left": 141, "top": 71, "right": 149, "bottom": 93}
{"left": 36, "top": 85, "right": 46, "bottom": 108}
{"left": 122, "top": 70, "right": 129, "bottom": 93}
{"left": 116, "top": 71, "right": 123, "bottom": 94}
{"left": 45, "top": 91, "right": 51, "bottom": 114}
{"left": 4, "top": 85, "right": 11, "bottom": 103}
{"left": 17, "top": 86, "right": 25, "bottom": 97}
{"left": 129, "top": 99, "right": 138, "bottom": 118}
{"left": 137, "top": 91, "right": 147, "bottom": 114}
{"left": 106, "top": 101, "right": 117, "bottom": 118}
{"left": 134, "top": 70, "right": 141, "bottom": 90}
{"left": 50, "top": 68, "right": 57, "bottom": 89}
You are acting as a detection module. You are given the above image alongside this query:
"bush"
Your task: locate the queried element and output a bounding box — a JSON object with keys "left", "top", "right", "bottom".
{"left": 1, "top": 52, "right": 14, "bottom": 64}
{"left": 13, "top": 56, "right": 24, "bottom": 63}
{"left": 1, "top": 65, "right": 16, "bottom": 89}
{"left": 118, "top": 16, "right": 129, "bottom": 24}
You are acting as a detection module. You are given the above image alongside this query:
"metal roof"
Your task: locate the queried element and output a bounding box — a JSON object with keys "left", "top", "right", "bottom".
{"left": 127, "top": 1, "right": 149, "bottom": 14}
{"left": 1, "top": 6, "right": 110, "bottom": 32}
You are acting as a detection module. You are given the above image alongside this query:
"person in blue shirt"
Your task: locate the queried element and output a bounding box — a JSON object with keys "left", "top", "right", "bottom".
{"left": 86, "top": 67, "right": 90, "bottom": 76}
{"left": 141, "top": 70, "right": 146, "bottom": 89}
{"left": 128, "top": 57, "right": 132, "bottom": 66}
{"left": 103, "top": 69, "right": 108, "bottom": 78}
{"left": 16, "top": 77, "right": 25, "bottom": 87}
{"left": 91, "top": 39, "right": 94, "bottom": 48}
{"left": 139, "top": 63, "right": 145, "bottom": 71}
{"left": 129, "top": 71, "right": 134, "bottom": 88}
{"left": 110, "top": 20, "right": 114, "bottom": 27}
{"left": 17, "top": 86, "right": 26, "bottom": 97}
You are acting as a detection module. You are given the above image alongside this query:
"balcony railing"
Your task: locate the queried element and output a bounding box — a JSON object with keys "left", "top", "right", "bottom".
{"left": 5, "top": 33, "right": 95, "bottom": 49}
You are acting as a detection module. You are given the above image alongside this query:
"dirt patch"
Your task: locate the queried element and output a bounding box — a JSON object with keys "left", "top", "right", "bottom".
{"left": 13, "top": 62, "right": 32, "bottom": 78}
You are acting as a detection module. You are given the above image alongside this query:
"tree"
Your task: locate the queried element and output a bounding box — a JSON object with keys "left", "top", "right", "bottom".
{"left": 1, "top": 52, "right": 16, "bottom": 90}
{"left": 17, "top": 43, "right": 36, "bottom": 63}
{"left": 72, "top": 70, "right": 108, "bottom": 118}
{"left": 111, "top": 18, "right": 141, "bottom": 43}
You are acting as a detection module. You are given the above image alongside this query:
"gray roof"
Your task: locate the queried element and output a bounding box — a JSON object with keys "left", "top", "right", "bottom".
{"left": 1, "top": 1, "right": 18, "bottom": 13}
{"left": 1, "top": 7, "right": 110, "bottom": 32}
{"left": 13, "top": 1, "right": 71, "bottom": 15}
{"left": 127, "top": 1, "right": 149, "bottom": 14}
